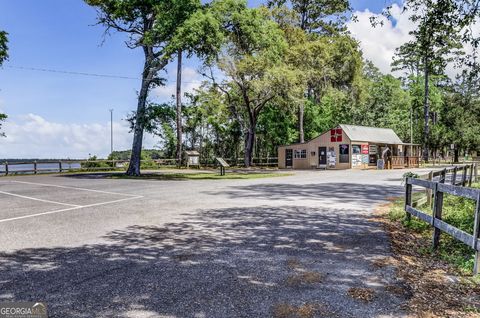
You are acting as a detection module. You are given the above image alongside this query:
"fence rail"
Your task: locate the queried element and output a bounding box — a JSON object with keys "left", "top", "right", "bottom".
{"left": 412, "top": 164, "right": 478, "bottom": 207}
{"left": 404, "top": 163, "right": 480, "bottom": 273}
{"left": 0, "top": 157, "right": 280, "bottom": 176}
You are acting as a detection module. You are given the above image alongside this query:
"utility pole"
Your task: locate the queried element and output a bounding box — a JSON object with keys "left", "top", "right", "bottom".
{"left": 410, "top": 104, "right": 413, "bottom": 157}
{"left": 109, "top": 109, "right": 114, "bottom": 156}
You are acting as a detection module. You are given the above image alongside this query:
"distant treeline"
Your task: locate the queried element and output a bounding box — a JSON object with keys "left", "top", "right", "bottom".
{"left": 107, "top": 149, "right": 165, "bottom": 161}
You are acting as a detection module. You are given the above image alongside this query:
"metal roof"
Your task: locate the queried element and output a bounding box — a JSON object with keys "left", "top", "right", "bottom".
{"left": 340, "top": 124, "right": 404, "bottom": 144}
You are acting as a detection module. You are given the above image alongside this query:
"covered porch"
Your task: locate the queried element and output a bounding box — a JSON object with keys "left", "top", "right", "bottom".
{"left": 389, "top": 143, "right": 421, "bottom": 169}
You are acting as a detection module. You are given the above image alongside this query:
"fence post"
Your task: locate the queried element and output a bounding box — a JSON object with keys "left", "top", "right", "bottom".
{"left": 405, "top": 178, "right": 412, "bottom": 222}
{"left": 452, "top": 166, "right": 458, "bottom": 185}
{"left": 426, "top": 171, "right": 433, "bottom": 207}
{"left": 469, "top": 164, "right": 474, "bottom": 187}
{"left": 475, "top": 163, "right": 478, "bottom": 183}
{"left": 462, "top": 165, "right": 468, "bottom": 186}
{"left": 473, "top": 193, "right": 480, "bottom": 274}
{"left": 432, "top": 182, "right": 444, "bottom": 249}
{"left": 440, "top": 168, "right": 446, "bottom": 184}
{"left": 4, "top": 161, "right": 8, "bottom": 176}
{"left": 34, "top": 160, "right": 37, "bottom": 174}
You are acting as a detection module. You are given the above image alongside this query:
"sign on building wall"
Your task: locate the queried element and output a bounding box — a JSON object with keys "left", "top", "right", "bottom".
{"left": 362, "top": 154, "right": 369, "bottom": 164}
{"left": 327, "top": 147, "right": 336, "bottom": 168}
{"left": 369, "top": 145, "right": 377, "bottom": 154}
{"left": 352, "top": 154, "right": 362, "bottom": 167}
{"left": 330, "top": 128, "right": 343, "bottom": 142}
{"left": 361, "top": 144, "right": 369, "bottom": 154}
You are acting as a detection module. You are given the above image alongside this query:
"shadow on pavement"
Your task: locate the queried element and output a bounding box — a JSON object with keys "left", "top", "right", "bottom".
{"left": 205, "top": 182, "right": 405, "bottom": 206}
{"left": 0, "top": 206, "right": 408, "bottom": 317}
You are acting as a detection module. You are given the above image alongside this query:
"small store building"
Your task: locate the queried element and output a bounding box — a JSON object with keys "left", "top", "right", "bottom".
{"left": 278, "top": 124, "right": 420, "bottom": 169}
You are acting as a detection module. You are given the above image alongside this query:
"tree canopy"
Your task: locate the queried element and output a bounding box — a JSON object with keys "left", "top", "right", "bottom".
{"left": 86, "top": 0, "right": 479, "bottom": 167}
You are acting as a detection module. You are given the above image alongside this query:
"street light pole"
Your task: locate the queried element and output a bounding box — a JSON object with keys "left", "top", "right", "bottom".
{"left": 109, "top": 109, "right": 114, "bottom": 156}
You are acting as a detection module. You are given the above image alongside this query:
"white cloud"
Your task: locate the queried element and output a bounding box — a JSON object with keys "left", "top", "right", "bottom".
{"left": 347, "top": 4, "right": 416, "bottom": 74}
{"left": 153, "top": 66, "right": 202, "bottom": 101}
{"left": 0, "top": 114, "right": 157, "bottom": 159}
{"left": 348, "top": 4, "right": 479, "bottom": 79}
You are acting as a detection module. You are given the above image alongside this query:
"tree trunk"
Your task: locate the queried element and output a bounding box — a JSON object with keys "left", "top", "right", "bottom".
{"left": 454, "top": 148, "right": 459, "bottom": 163}
{"left": 175, "top": 49, "right": 183, "bottom": 167}
{"left": 126, "top": 55, "right": 152, "bottom": 176}
{"left": 299, "top": 104, "right": 304, "bottom": 143}
{"left": 244, "top": 124, "right": 255, "bottom": 167}
{"left": 422, "top": 60, "right": 430, "bottom": 163}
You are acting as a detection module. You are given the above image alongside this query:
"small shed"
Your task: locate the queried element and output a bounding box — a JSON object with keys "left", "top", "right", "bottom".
{"left": 185, "top": 150, "right": 200, "bottom": 168}
{"left": 278, "top": 124, "right": 421, "bottom": 170}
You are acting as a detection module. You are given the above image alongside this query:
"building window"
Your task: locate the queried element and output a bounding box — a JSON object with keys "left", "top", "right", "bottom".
{"left": 294, "top": 149, "right": 307, "bottom": 159}
{"left": 352, "top": 145, "right": 361, "bottom": 154}
{"left": 339, "top": 144, "right": 349, "bottom": 163}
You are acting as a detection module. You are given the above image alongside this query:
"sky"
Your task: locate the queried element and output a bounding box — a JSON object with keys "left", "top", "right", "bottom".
{"left": 0, "top": 0, "right": 408, "bottom": 159}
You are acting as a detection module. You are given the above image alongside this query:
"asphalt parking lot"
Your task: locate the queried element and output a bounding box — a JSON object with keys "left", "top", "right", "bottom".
{"left": 0, "top": 168, "right": 433, "bottom": 317}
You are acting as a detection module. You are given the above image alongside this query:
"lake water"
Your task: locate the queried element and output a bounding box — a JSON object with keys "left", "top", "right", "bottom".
{"left": 0, "top": 162, "right": 82, "bottom": 174}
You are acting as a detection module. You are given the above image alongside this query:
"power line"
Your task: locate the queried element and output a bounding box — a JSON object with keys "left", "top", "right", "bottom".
{"left": 4, "top": 65, "right": 203, "bottom": 84}
{"left": 6, "top": 65, "right": 140, "bottom": 80}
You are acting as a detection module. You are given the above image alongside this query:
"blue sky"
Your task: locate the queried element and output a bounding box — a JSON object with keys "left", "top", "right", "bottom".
{"left": 0, "top": 0, "right": 405, "bottom": 158}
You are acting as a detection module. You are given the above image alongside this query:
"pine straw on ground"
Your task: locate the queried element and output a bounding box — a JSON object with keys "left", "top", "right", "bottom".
{"left": 374, "top": 202, "right": 480, "bottom": 318}
{"left": 347, "top": 287, "right": 376, "bottom": 303}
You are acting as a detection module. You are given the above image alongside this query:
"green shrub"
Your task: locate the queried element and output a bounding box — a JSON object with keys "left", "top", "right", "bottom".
{"left": 140, "top": 160, "right": 159, "bottom": 169}
{"left": 81, "top": 155, "right": 114, "bottom": 170}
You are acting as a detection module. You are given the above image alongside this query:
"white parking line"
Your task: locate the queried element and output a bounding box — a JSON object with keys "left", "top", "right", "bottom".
{"left": 0, "top": 190, "right": 81, "bottom": 207}
{"left": 0, "top": 195, "right": 143, "bottom": 223}
{"left": 10, "top": 180, "right": 139, "bottom": 197}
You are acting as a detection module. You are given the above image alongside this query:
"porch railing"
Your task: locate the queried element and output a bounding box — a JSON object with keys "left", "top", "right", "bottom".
{"left": 392, "top": 156, "right": 420, "bottom": 168}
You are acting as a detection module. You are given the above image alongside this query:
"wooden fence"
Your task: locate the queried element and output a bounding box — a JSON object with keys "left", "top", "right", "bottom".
{"left": 411, "top": 164, "right": 478, "bottom": 208}
{"left": 404, "top": 163, "right": 480, "bottom": 273}
{"left": 0, "top": 157, "right": 280, "bottom": 176}
{"left": 0, "top": 160, "right": 127, "bottom": 175}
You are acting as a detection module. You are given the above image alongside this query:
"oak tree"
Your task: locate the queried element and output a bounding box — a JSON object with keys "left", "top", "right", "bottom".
{"left": 86, "top": 0, "right": 199, "bottom": 175}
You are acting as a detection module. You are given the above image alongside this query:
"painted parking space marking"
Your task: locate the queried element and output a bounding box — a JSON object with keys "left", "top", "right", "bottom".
{"left": 0, "top": 190, "right": 81, "bottom": 207}
{"left": 10, "top": 180, "right": 139, "bottom": 197}
{"left": 0, "top": 195, "right": 143, "bottom": 223}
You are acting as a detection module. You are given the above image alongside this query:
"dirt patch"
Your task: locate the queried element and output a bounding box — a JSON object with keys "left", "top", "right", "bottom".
{"left": 272, "top": 303, "right": 332, "bottom": 318}
{"left": 347, "top": 287, "right": 375, "bottom": 303}
{"left": 375, "top": 202, "right": 480, "bottom": 317}
{"left": 285, "top": 271, "right": 324, "bottom": 287}
{"left": 286, "top": 258, "right": 302, "bottom": 270}
{"left": 371, "top": 256, "right": 395, "bottom": 269}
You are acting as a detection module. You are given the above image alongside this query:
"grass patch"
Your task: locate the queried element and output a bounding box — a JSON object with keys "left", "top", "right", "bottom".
{"left": 388, "top": 183, "right": 480, "bottom": 274}
{"left": 109, "top": 172, "right": 293, "bottom": 180}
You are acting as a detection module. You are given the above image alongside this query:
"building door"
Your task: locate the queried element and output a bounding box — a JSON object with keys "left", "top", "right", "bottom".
{"left": 318, "top": 147, "right": 327, "bottom": 165}
{"left": 285, "top": 149, "right": 293, "bottom": 167}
